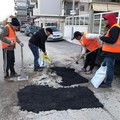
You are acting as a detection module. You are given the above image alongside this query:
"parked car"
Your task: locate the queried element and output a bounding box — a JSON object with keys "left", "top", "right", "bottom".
{"left": 25, "top": 25, "right": 40, "bottom": 37}
{"left": 20, "top": 24, "right": 28, "bottom": 33}
{"left": 46, "top": 26, "right": 63, "bottom": 41}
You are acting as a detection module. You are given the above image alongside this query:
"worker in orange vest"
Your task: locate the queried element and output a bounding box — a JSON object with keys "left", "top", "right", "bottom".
{"left": 72, "top": 31, "right": 101, "bottom": 74}
{"left": 99, "top": 13, "right": 120, "bottom": 88}
{"left": 0, "top": 17, "right": 24, "bottom": 79}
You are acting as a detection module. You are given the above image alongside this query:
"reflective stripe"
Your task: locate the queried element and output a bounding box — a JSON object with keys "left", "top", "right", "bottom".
{"left": 104, "top": 43, "right": 120, "bottom": 47}
{"left": 6, "top": 37, "right": 16, "bottom": 41}
{"left": 85, "top": 40, "right": 92, "bottom": 47}
{"left": 89, "top": 40, "right": 98, "bottom": 50}
{"left": 104, "top": 43, "right": 120, "bottom": 46}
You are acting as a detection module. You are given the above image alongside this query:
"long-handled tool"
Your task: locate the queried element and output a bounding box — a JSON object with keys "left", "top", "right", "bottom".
{"left": 18, "top": 46, "right": 28, "bottom": 81}
{"left": 3, "top": 49, "right": 7, "bottom": 78}
{"left": 66, "top": 47, "right": 99, "bottom": 68}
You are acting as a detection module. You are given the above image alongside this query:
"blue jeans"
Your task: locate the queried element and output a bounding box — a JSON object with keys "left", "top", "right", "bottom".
{"left": 101, "top": 57, "right": 115, "bottom": 86}
{"left": 29, "top": 43, "right": 40, "bottom": 70}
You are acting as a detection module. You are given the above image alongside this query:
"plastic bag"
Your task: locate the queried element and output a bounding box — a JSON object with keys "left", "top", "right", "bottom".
{"left": 91, "top": 66, "right": 107, "bottom": 88}
{"left": 41, "top": 55, "right": 51, "bottom": 67}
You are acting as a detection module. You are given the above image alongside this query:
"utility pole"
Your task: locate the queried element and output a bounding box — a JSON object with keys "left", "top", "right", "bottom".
{"left": 70, "top": 0, "right": 75, "bottom": 38}
{"left": 88, "top": 3, "right": 94, "bottom": 33}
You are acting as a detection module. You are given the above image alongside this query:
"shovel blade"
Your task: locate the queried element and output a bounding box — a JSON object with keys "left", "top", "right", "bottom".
{"left": 17, "top": 72, "right": 28, "bottom": 81}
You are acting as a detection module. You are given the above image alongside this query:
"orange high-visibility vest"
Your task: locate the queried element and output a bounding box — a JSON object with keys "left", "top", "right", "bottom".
{"left": 102, "top": 24, "right": 120, "bottom": 53}
{"left": 79, "top": 32, "right": 100, "bottom": 52}
{"left": 2, "top": 24, "right": 16, "bottom": 49}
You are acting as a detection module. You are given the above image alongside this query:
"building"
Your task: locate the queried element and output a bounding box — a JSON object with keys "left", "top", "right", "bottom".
{"left": 14, "top": 0, "right": 28, "bottom": 24}
{"left": 28, "top": 0, "right": 65, "bottom": 31}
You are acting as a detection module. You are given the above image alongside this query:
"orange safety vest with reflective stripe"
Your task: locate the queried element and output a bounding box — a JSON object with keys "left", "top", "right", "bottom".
{"left": 102, "top": 24, "right": 120, "bottom": 53}
{"left": 79, "top": 32, "right": 100, "bottom": 52}
{"left": 2, "top": 24, "right": 16, "bottom": 49}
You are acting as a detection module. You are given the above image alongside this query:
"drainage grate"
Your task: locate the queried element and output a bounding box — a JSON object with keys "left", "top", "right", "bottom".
{"left": 18, "top": 85, "right": 103, "bottom": 113}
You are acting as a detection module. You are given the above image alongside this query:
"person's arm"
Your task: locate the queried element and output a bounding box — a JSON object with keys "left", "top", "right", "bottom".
{"left": 100, "top": 26, "right": 119, "bottom": 44}
{"left": 81, "top": 46, "right": 86, "bottom": 55}
{"left": 86, "top": 33, "right": 101, "bottom": 41}
{"left": 0, "top": 27, "right": 13, "bottom": 45}
{"left": 16, "top": 36, "right": 24, "bottom": 47}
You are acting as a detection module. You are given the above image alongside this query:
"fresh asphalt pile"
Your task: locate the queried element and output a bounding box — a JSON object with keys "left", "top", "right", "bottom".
{"left": 17, "top": 66, "right": 103, "bottom": 113}
{"left": 17, "top": 85, "right": 103, "bottom": 113}
{"left": 51, "top": 67, "right": 88, "bottom": 86}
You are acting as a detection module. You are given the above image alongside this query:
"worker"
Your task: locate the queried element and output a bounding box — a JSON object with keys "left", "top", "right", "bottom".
{"left": 72, "top": 31, "right": 101, "bottom": 74}
{"left": 99, "top": 13, "right": 120, "bottom": 88}
{"left": 0, "top": 17, "right": 24, "bottom": 79}
{"left": 28, "top": 27, "right": 53, "bottom": 71}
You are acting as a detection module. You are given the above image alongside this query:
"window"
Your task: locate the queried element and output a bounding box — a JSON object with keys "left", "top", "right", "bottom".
{"left": 80, "top": 5, "right": 84, "bottom": 11}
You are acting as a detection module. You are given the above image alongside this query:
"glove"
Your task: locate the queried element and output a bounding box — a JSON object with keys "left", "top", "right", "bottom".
{"left": 43, "top": 55, "right": 51, "bottom": 62}
{"left": 19, "top": 42, "right": 24, "bottom": 47}
{"left": 80, "top": 54, "right": 85, "bottom": 59}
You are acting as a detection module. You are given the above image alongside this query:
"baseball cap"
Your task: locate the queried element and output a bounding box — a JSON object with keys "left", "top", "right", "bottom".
{"left": 72, "top": 31, "right": 82, "bottom": 40}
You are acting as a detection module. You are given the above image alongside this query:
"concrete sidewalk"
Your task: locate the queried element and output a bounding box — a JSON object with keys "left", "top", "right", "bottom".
{"left": 64, "top": 37, "right": 80, "bottom": 45}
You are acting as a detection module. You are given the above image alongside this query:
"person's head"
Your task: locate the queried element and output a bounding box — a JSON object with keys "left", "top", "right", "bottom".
{"left": 10, "top": 17, "right": 20, "bottom": 31}
{"left": 103, "top": 13, "right": 117, "bottom": 28}
{"left": 45, "top": 28, "right": 53, "bottom": 36}
{"left": 72, "top": 31, "right": 82, "bottom": 40}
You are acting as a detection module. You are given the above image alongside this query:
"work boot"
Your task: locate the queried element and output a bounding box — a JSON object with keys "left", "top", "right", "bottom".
{"left": 4, "top": 72, "right": 9, "bottom": 79}
{"left": 34, "top": 67, "right": 44, "bottom": 72}
{"left": 80, "top": 68, "right": 87, "bottom": 72}
{"left": 10, "top": 72, "right": 19, "bottom": 77}
{"left": 85, "top": 70, "right": 93, "bottom": 75}
{"left": 34, "top": 68, "right": 43, "bottom": 72}
{"left": 99, "top": 83, "right": 111, "bottom": 88}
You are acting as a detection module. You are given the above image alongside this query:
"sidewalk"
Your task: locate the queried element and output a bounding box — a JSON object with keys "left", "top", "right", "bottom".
{"left": 63, "top": 37, "right": 80, "bottom": 45}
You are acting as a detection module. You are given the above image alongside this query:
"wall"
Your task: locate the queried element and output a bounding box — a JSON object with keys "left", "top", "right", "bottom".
{"left": 40, "top": 0, "right": 61, "bottom": 15}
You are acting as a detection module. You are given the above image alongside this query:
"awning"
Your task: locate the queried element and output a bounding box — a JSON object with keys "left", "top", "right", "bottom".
{"left": 92, "top": 3, "right": 120, "bottom": 11}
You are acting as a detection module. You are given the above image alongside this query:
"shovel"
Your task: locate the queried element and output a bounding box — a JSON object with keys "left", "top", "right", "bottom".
{"left": 18, "top": 46, "right": 28, "bottom": 81}
{"left": 66, "top": 47, "right": 99, "bottom": 68}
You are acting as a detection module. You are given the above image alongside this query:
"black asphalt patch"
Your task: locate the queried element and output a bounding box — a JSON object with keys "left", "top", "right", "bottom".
{"left": 51, "top": 67, "right": 88, "bottom": 86}
{"left": 18, "top": 85, "right": 103, "bottom": 113}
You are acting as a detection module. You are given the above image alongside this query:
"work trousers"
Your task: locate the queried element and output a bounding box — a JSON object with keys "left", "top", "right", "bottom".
{"left": 3, "top": 49, "right": 16, "bottom": 76}
{"left": 28, "top": 42, "right": 41, "bottom": 71}
{"left": 83, "top": 49, "right": 98, "bottom": 71}
{"left": 101, "top": 57, "right": 115, "bottom": 86}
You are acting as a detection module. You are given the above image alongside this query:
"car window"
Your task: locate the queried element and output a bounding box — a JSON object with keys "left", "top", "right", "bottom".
{"left": 50, "top": 27, "right": 59, "bottom": 32}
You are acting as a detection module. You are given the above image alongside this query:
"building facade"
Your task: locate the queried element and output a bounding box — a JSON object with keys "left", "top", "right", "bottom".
{"left": 14, "top": 0, "right": 28, "bottom": 24}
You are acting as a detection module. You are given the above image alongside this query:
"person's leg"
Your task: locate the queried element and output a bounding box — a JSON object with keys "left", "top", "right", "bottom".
{"left": 100, "top": 57, "right": 115, "bottom": 88}
{"left": 89, "top": 50, "right": 98, "bottom": 71}
{"left": 3, "top": 49, "right": 9, "bottom": 78}
{"left": 29, "top": 43, "right": 40, "bottom": 71}
{"left": 105, "top": 57, "right": 115, "bottom": 86}
{"left": 83, "top": 50, "right": 90, "bottom": 70}
{"left": 9, "top": 50, "right": 18, "bottom": 77}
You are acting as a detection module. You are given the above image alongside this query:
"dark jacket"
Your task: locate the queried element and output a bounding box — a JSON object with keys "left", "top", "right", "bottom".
{"left": 29, "top": 28, "right": 47, "bottom": 52}
{"left": 100, "top": 13, "right": 120, "bottom": 60}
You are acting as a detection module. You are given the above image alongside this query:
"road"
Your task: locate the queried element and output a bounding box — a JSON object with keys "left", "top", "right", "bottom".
{"left": 0, "top": 32, "right": 120, "bottom": 120}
